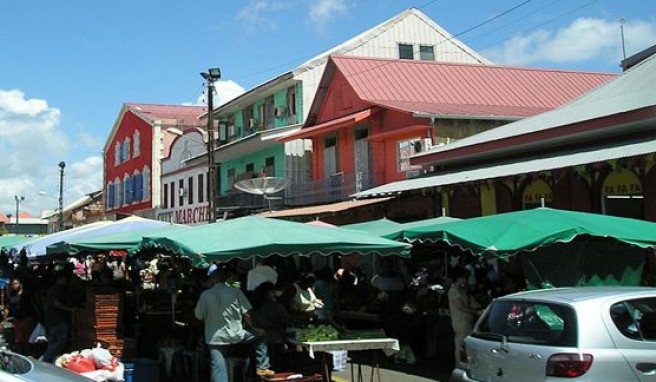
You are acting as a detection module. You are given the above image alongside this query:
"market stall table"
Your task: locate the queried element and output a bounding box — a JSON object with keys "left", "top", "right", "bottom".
{"left": 291, "top": 338, "right": 399, "bottom": 382}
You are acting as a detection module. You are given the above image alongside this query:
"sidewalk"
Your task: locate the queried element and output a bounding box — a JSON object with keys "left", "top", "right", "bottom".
{"left": 332, "top": 351, "right": 453, "bottom": 382}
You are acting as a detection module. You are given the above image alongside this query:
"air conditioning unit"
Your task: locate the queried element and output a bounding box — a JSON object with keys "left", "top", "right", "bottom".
{"left": 178, "top": 187, "right": 187, "bottom": 197}
{"left": 274, "top": 106, "right": 287, "bottom": 118}
{"left": 248, "top": 118, "right": 258, "bottom": 129}
{"left": 413, "top": 138, "right": 433, "bottom": 153}
{"left": 228, "top": 125, "right": 236, "bottom": 137}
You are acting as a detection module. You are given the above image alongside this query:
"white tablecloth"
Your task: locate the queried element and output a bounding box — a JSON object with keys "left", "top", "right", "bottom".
{"left": 295, "top": 338, "right": 400, "bottom": 359}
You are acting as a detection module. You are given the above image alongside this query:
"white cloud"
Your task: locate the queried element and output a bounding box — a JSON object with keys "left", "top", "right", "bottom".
{"left": 187, "top": 80, "right": 246, "bottom": 107}
{"left": 237, "top": 0, "right": 296, "bottom": 31}
{"left": 308, "top": 0, "right": 348, "bottom": 30}
{"left": 0, "top": 89, "right": 102, "bottom": 217}
{"left": 482, "top": 17, "right": 656, "bottom": 68}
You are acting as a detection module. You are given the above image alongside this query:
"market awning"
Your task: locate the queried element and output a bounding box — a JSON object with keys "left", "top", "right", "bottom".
{"left": 403, "top": 207, "right": 656, "bottom": 254}
{"left": 141, "top": 215, "right": 411, "bottom": 267}
{"left": 353, "top": 138, "right": 656, "bottom": 197}
{"left": 280, "top": 109, "right": 374, "bottom": 141}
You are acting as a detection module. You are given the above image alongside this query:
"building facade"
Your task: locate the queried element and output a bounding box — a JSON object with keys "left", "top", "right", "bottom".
{"left": 103, "top": 104, "right": 205, "bottom": 219}
{"left": 279, "top": 56, "right": 613, "bottom": 220}
{"left": 203, "top": 7, "right": 492, "bottom": 213}
{"left": 355, "top": 47, "right": 656, "bottom": 222}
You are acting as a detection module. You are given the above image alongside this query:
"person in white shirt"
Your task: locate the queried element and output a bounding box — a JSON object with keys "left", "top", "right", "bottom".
{"left": 194, "top": 269, "right": 274, "bottom": 381}
{"left": 247, "top": 259, "right": 278, "bottom": 291}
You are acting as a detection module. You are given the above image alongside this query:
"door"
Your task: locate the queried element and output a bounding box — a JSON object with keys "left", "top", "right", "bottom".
{"left": 607, "top": 297, "right": 656, "bottom": 382}
{"left": 354, "top": 131, "right": 370, "bottom": 191}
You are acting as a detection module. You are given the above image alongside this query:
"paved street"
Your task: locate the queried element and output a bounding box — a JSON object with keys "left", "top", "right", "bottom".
{"left": 332, "top": 351, "right": 453, "bottom": 382}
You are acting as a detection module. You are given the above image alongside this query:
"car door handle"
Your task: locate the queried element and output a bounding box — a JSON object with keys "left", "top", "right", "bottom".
{"left": 528, "top": 352, "right": 542, "bottom": 360}
{"left": 636, "top": 363, "right": 656, "bottom": 375}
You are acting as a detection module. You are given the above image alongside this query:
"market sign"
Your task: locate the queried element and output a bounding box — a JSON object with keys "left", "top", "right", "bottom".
{"left": 157, "top": 206, "right": 209, "bottom": 225}
{"left": 603, "top": 168, "right": 642, "bottom": 196}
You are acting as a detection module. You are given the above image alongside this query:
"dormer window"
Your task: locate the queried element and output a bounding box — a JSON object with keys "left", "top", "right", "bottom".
{"left": 399, "top": 44, "right": 414, "bottom": 60}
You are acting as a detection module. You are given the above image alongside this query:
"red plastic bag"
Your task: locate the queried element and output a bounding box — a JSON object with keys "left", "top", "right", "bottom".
{"left": 66, "top": 355, "right": 96, "bottom": 374}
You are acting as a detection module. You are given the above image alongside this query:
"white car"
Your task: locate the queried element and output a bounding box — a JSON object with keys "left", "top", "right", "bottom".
{"left": 0, "top": 348, "right": 92, "bottom": 381}
{"left": 450, "top": 287, "right": 656, "bottom": 381}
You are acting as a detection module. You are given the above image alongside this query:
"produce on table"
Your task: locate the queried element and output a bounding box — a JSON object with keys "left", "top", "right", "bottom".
{"left": 296, "top": 324, "right": 339, "bottom": 342}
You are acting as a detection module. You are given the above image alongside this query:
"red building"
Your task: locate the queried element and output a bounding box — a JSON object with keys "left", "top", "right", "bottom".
{"left": 103, "top": 103, "right": 205, "bottom": 218}
{"left": 282, "top": 56, "right": 614, "bottom": 206}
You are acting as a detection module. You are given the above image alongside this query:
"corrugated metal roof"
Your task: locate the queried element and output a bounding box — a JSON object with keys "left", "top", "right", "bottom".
{"left": 331, "top": 56, "right": 615, "bottom": 118}
{"left": 354, "top": 138, "right": 656, "bottom": 197}
{"left": 259, "top": 197, "right": 393, "bottom": 218}
{"left": 413, "top": 52, "right": 656, "bottom": 161}
{"left": 126, "top": 103, "right": 205, "bottom": 125}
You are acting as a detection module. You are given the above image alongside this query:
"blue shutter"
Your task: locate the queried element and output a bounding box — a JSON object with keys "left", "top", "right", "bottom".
{"left": 127, "top": 177, "right": 133, "bottom": 204}
{"left": 136, "top": 174, "right": 143, "bottom": 201}
{"left": 119, "top": 182, "right": 124, "bottom": 206}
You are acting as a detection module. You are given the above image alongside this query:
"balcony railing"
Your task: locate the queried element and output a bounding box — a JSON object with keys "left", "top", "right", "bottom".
{"left": 216, "top": 171, "right": 384, "bottom": 211}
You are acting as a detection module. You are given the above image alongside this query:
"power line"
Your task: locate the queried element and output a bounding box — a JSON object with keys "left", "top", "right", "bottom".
{"left": 477, "top": 0, "right": 600, "bottom": 51}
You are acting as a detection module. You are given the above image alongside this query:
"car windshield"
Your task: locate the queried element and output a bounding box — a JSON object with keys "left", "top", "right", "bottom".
{"left": 473, "top": 300, "right": 577, "bottom": 346}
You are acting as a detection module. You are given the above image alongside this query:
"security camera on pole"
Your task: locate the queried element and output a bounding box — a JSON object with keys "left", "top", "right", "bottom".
{"left": 200, "top": 68, "right": 221, "bottom": 223}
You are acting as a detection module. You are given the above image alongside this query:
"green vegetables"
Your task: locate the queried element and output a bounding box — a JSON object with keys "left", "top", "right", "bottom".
{"left": 296, "top": 325, "right": 339, "bottom": 342}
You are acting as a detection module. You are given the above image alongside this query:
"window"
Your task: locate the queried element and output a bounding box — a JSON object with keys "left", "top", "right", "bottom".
{"left": 124, "top": 137, "right": 131, "bottom": 161}
{"left": 118, "top": 180, "right": 124, "bottom": 206}
{"left": 114, "top": 177, "right": 121, "bottom": 207}
{"left": 243, "top": 107, "right": 255, "bottom": 134}
{"left": 198, "top": 173, "right": 204, "bottom": 203}
{"left": 474, "top": 301, "right": 577, "bottom": 346}
{"left": 134, "top": 172, "right": 143, "bottom": 202}
{"left": 188, "top": 177, "right": 194, "bottom": 204}
{"left": 126, "top": 176, "right": 133, "bottom": 204}
{"left": 169, "top": 181, "right": 175, "bottom": 208}
{"left": 264, "top": 157, "right": 275, "bottom": 178}
{"left": 133, "top": 130, "right": 141, "bottom": 157}
{"left": 246, "top": 163, "right": 254, "bottom": 173}
{"left": 610, "top": 298, "right": 656, "bottom": 341}
{"left": 163, "top": 183, "right": 169, "bottom": 208}
{"left": 287, "top": 86, "right": 297, "bottom": 122}
{"left": 114, "top": 142, "right": 120, "bottom": 166}
{"left": 419, "top": 45, "right": 435, "bottom": 61}
{"left": 228, "top": 169, "right": 236, "bottom": 190}
{"left": 107, "top": 183, "right": 114, "bottom": 209}
{"left": 399, "top": 44, "right": 414, "bottom": 60}
{"left": 143, "top": 166, "right": 151, "bottom": 201}
{"left": 179, "top": 179, "right": 185, "bottom": 207}
{"left": 264, "top": 96, "right": 275, "bottom": 129}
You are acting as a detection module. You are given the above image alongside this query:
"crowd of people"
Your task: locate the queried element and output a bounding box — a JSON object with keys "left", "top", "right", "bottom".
{"left": 0, "top": 246, "right": 527, "bottom": 381}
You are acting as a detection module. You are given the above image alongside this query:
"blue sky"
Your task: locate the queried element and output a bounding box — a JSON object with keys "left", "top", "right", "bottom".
{"left": 1, "top": 0, "right": 655, "bottom": 217}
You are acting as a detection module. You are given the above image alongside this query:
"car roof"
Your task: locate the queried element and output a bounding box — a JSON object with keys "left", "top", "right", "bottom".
{"left": 497, "top": 286, "right": 656, "bottom": 304}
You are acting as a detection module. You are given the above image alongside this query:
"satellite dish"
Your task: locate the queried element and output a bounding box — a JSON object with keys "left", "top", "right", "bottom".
{"left": 234, "top": 177, "right": 290, "bottom": 210}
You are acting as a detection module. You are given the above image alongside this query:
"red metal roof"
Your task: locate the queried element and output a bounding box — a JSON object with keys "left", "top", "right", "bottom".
{"left": 330, "top": 56, "right": 615, "bottom": 118}
{"left": 0, "top": 213, "right": 8, "bottom": 224}
{"left": 125, "top": 103, "right": 206, "bottom": 124}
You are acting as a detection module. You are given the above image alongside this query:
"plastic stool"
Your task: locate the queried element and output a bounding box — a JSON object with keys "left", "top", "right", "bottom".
{"left": 181, "top": 350, "right": 200, "bottom": 382}
{"left": 158, "top": 346, "right": 183, "bottom": 378}
{"left": 226, "top": 356, "right": 250, "bottom": 382}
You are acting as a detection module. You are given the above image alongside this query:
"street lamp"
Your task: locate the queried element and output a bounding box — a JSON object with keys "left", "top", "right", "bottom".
{"left": 14, "top": 195, "right": 24, "bottom": 234}
{"left": 200, "top": 67, "right": 221, "bottom": 223}
{"left": 58, "top": 161, "right": 66, "bottom": 231}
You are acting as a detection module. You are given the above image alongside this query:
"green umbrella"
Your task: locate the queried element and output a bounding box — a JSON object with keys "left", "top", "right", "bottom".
{"left": 46, "top": 224, "right": 191, "bottom": 255}
{"left": 0, "top": 235, "right": 34, "bottom": 251}
{"left": 141, "top": 215, "right": 411, "bottom": 267}
{"left": 342, "top": 216, "right": 461, "bottom": 240}
{"left": 341, "top": 218, "right": 404, "bottom": 237}
{"left": 403, "top": 207, "right": 656, "bottom": 255}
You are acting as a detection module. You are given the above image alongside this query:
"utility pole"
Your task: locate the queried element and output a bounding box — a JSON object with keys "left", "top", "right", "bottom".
{"left": 58, "top": 161, "right": 66, "bottom": 231}
{"left": 200, "top": 68, "right": 221, "bottom": 223}
{"left": 620, "top": 18, "right": 627, "bottom": 60}
{"left": 14, "top": 195, "right": 24, "bottom": 234}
